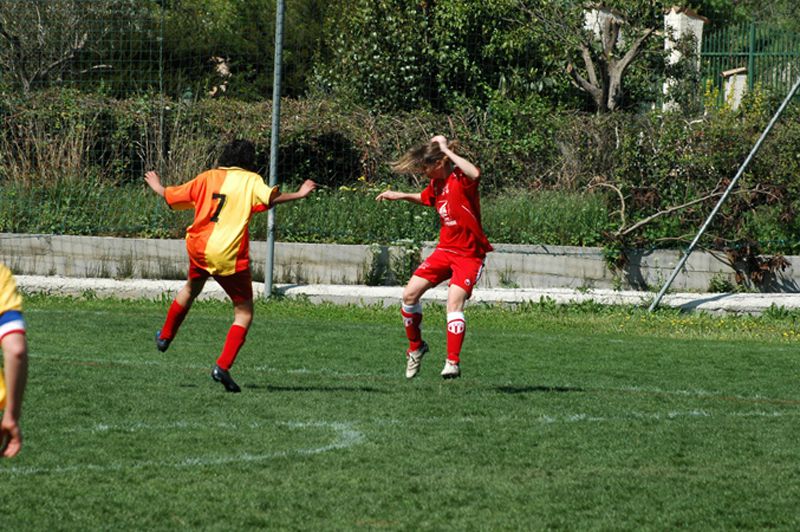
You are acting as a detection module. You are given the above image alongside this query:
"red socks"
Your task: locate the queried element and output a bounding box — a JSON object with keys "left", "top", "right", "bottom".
{"left": 446, "top": 312, "right": 466, "bottom": 363}
{"left": 161, "top": 300, "right": 249, "bottom": 371}
{"left": 401, "top": 303, "right": 423, "bottom": 351}
{"left": 402, "top": 304, "right": 467, "bottom": 362}
{"left": 160, "top": 300, "right": 189, "bottom": 340}
{"left": 216, "top": 324, "right": 248, "bottom": 371}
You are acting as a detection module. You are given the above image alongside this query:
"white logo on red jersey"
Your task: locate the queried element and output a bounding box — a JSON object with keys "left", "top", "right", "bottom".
{"left": 438, "top": 201, "right": 449, "bottom": 218}
{"left": 438, "top": 201, "right": 457, "bottom": 226}
{"left": 403, "top": 317, "right": 413, "bottom": 327}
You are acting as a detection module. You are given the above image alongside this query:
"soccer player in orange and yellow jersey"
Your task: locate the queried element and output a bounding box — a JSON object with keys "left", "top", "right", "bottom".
{"left": 0, "top": 262, "right": 29, "bottom": 458}
{"left": 144, "top": 139, "right": 316, "bottom": 392}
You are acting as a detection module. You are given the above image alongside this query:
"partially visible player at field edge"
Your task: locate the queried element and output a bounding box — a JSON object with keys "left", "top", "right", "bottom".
{"left": 144, "top": 139, "right": 316, "bottom": 392}
{"left": 376, "top": 135, "right": 492, "bottom": 379}
{"left": 0, "top": 262, "right": 29, "bottom": 457}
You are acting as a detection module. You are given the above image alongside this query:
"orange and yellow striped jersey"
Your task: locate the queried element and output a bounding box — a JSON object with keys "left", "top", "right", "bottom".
{"left": 165, "top": 167, "right": 278, "bottom": 276}
{"left": 0, "top": 263, "right": 22, "bottom": 316}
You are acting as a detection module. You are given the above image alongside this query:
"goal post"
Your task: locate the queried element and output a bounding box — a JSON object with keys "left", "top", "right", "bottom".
{"left": 648, "top": 74, "right": 800, "bottom": 312}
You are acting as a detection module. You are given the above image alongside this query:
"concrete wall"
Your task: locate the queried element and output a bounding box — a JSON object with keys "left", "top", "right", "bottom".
{"left": 1, "top": 233, "right": 799, "bottom": 292}
{"left": 0, "top": 233, "right": 383, "bottom": 285}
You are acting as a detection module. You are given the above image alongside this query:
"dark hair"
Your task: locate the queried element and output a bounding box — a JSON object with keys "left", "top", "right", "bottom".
{"left": 218, "top": 139, "right": 256, "bottom": 171}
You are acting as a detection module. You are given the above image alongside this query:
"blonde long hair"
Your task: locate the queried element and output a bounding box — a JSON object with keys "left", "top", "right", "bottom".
{"left": 391, "top": 139, "right": 461, "bottom": 174}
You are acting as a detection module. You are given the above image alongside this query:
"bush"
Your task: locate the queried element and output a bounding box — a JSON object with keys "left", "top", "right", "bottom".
{"left": 0, "top": 178, "right": 612, "bottom": 248}
{"left": 2, "top": 89, "right": 800, "bottom": 257}
{"left": 483, "top": 191, "right": 609, "bottom": 246}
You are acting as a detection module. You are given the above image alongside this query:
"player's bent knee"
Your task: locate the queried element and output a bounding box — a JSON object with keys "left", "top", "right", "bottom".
{"left": 402, "top": 289, "right": 422, "bottom": 306}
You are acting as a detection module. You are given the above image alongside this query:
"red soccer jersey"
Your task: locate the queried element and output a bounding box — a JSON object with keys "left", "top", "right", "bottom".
{"left": 164, "top": 167, "right": 278, "bottom": 276}
{"left": 419, "top": 167, "right": 492, "bottom": 258}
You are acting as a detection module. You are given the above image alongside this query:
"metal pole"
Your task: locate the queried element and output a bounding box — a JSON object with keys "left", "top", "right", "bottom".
{"left": 264, "top": 0, "right": 285, "bottom": 299}
{"left": 648, "top": 74, "right": 800, "bottom": 312}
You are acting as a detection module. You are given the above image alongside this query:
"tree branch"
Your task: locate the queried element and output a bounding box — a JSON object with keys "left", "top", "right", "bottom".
{"left": 567, "top": 63, "right": 603, "bottom": 104}
{"left": 620, "top": 190, "right": 725, "bottom": 237}
{"left": 33, "top": 31, "right": 88, "bottom": 84}
{"left": 601, "top": 18, "right": 620, "bottom": 60}
{"left": 578, "top": 41, "right": 599, "bottom": 89}
{"left": 616, "top": 28, "right": 655, "bottom": 75}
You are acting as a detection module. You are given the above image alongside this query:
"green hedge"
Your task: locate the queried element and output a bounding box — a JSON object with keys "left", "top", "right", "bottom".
{"left": 0, "top": 182, "right": 611, "bottom": 248}
{"left": 1, "top": 89, "right": 799, "bottom": 255}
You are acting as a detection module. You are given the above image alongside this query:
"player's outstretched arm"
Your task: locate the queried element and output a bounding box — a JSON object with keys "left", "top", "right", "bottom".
{"left": 375, "top": 190, "right": 424, "bottom": 204}
{"left": 272, "top": 179, "right": 317, "bottom": 205}
{"left": 431, "top": 135, "right": 480, "bottom": 180}
{"left": 144, "top": 171, "right": 166, "bottom": 198}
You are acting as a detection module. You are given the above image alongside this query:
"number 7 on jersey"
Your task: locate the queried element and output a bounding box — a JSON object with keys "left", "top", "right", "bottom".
{"left": 210, "top": 193, "right": 227, "bottom": 222}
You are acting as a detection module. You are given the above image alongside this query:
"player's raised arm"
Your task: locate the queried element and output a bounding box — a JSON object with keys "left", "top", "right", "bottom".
{"left": 375, "top": 190, "right": 424, "bottom": 204}
{"left": 431, "top": 135, "right": 480, "bottom": 180}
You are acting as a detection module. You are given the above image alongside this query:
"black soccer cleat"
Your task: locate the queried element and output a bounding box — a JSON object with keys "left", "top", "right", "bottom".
{"left": 212, "top": 365, "right": 242, "bottom": 393}
{"left": 155, "top": 330, "right": 172, "bottom": 352}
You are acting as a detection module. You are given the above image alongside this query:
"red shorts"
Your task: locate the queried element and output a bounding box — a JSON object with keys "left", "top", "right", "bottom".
{"left": 413, "top": 248, "right": 485, "bottom": 297}
{"left": 188, "top": 265, "right": 253, "bottom": 304}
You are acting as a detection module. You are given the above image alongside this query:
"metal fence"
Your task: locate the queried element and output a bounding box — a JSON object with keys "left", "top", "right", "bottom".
{"left": 701, "top": 22, "right": 800, "bottom": 100}
{"left": 0, "top": 1, "right": 163, "bottom": 97}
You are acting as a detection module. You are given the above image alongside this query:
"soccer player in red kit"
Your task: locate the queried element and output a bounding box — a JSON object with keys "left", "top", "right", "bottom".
{"left": 145, "top": 139, "right": 316, "bottom": 392}
{"left": 376, "top": 135, "right": 492, "bottom": 379}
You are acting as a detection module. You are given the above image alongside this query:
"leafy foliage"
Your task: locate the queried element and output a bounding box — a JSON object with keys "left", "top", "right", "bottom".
{"left": 3, "top": 88, "right": 800, "bottom": 258}
{"left": 0, "top": 0, "right": 157, "bottom": 95}
{"left": 313, "top": 0, "right": 567, "bottom": 113}
{"left": 162, "top": 0, "right": 329, "bottom": 99}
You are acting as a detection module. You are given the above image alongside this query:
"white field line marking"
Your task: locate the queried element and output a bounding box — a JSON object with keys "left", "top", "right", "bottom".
{"left": 617, "top": 384, "right": 799, "bottom": 403}
{"left": 0, "top": 421, "right": 364, "bottom": 477}
{"left": 531, "top": 409, "right": 793, "bottom": 424}
{"left": 536, "top": 409, "right": 740, "bottom": 424}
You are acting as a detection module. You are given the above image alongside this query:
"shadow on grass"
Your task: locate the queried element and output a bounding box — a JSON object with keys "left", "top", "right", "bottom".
{"left": 495, "top": 385, "right": 584, "bottom": 394}
{"left": 244, "top": 383, "right": 389, "bottom": 393}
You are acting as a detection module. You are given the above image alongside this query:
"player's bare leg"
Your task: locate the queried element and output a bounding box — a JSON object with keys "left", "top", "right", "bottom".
{"left": 175, "top": 276, "right": 207, "bottom": 308}
{"left": 402, "top": 275, "right": 434, "bottom": 379}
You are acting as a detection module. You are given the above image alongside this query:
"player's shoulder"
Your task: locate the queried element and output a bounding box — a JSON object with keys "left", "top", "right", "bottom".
{"left": 220, "top": 167, "right": 263, "bottom": 183}
{"left": 188, "top": 168, "right": 221, "bottom": 184}
{"left": 449, "top": 168, "right": 480, "bottom": 191}
{"left": 451, "top": 167, "right": 480, "bottom": 181}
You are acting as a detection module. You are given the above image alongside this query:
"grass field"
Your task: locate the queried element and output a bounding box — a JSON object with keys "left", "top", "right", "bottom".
{"left": 2, "top": 296, "right": 800, "bottom": 529}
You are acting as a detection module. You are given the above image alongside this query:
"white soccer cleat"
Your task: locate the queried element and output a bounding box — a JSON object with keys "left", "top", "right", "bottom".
{"left": 441, "top": 360, "right": 461, "bottom": 379}
{"left": 405, "top": 342, "right": 429, "bottom": 379}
